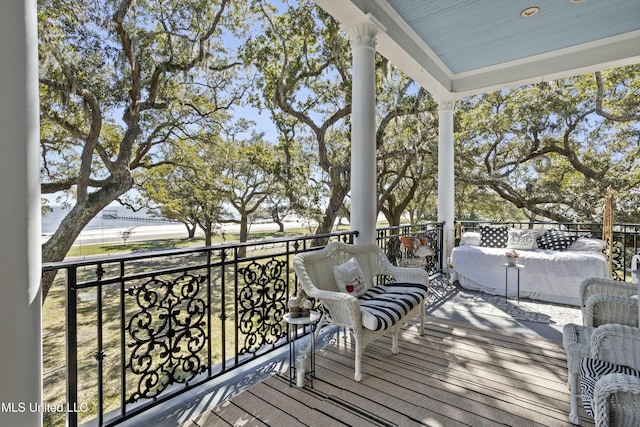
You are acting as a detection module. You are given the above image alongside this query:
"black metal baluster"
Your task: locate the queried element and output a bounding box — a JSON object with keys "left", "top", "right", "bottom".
{"left": 119, "top": 260, "right": 126, "bottom": 420}
{"left": 206, "top": 250, "right": 212, "bottom": 376}
{"left": 95, "top": 264, "right": 105, "bottom": 426}
{"left": 233, "top": 246, "right": 240, "bottom": 365}
{"left": 66, "top": 267, "right": 78, "bottom": 427}
{"left": 219, "top": 249, "right": 227, "bottom": 372}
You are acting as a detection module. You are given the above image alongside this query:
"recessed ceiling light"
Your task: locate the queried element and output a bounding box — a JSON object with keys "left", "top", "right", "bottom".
{"left": 521, "top": 6, "right": 540, "bottom": 17}
{"left": 570, "top": 0, "right": 586, "bottom": 3}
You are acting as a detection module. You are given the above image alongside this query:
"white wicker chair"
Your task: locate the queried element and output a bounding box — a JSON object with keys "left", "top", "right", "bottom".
{"left": 580, "top": 324, "right": 640, "bottom": 427}
{"left": 293, "top": 242, "right": 428, "bottom": 381}
{"left": 563, "top": 279, "right": 638, "bottom": 424}
{"left": 580, "top": 277, "right": 638, "bottom": 327}
{"left": 563, "top": 323, "right": 640, "bottom": 424}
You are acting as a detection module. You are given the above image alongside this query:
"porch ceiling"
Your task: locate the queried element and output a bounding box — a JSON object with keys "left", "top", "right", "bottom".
{"left": 315, "top": 0, "right": 640, "bottom": 99}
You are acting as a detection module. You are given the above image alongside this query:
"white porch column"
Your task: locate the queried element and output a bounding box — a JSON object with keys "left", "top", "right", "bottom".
{"left": 437, "top": 99, "right": 456, "bottom": 265}
{"left": 0, "top": 1, "right": 42, "bottom": 426}
{"left": 348, "top": 23, "right": 378, "bottom": 245}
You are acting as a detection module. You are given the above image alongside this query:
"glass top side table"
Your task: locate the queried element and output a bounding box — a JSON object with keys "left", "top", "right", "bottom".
{"left": 283, "top": 310, "right": 320, "bottom": 388}
{"left": 502, "top": 263, "right": 524, "bottom": 303}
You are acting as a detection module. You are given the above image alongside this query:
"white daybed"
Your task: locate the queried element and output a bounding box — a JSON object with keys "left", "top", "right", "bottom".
{"left": 450, "top": 229, "right": 610, "bottom": 306}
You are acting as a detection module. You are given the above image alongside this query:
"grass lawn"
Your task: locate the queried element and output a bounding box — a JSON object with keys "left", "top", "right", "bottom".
{"left": 65, "top": 227, "right": 322, "bottom": 257}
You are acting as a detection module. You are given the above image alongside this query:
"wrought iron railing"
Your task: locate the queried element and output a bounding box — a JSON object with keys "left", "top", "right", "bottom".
{"left": 42, "top": 231, "right": 360, "bottom": 427}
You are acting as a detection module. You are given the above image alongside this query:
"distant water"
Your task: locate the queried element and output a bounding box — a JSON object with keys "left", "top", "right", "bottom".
{"left": 42, "top": 206, "right": 169, "bottom": 235}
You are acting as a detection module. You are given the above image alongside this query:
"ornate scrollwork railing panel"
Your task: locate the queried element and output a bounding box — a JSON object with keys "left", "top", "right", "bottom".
{"left": 422, "top": 229, "right": 440, "bottom": 276}
{"left": 237, "top": 258, "right": 288, "bottom": 355}
{"left": 609, "top": 236, "right": 625, "bottom": 281}
{"left": 125, "top": 273, "right": 207, "bottom": 403}
{"left": 384, "top": 237, "right": 402, "bottom": 266}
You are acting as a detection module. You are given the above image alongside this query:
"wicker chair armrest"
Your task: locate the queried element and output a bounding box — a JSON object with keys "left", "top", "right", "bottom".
{"left": 563, "top": 323, "right": 592, "bottom": 354}
{"left": 312, "top": 290, "right": 362, "bottom": 329}
{"left": 581, "top": 277, "right": 637, "bottom": 305}
{"left": 385, "top": 265, "right": 429, "bottom": 285}
{"left": 583, "top": 294, "right": 639, "bottom": 327}
{"left": 593, "top": 373, "right": 640, "bottom": 427}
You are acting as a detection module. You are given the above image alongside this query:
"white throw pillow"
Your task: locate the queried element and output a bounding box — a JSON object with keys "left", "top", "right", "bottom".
{"left": 460, "top": 231, "right": 481, "bottom": 246}
{"left": 567, "top": 237, "right": 606, "bottom": 252}
{"left": 506, "top": 229, "right": 537, "bottom": 250}
{"left": 333, "top": 257, "right": 366, "bottom": 297}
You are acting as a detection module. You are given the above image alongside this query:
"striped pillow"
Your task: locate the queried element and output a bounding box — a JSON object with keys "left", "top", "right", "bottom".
{"left": 579, "top": 357, "right": 640, "bottom": 416}
{"left": 358, "top": 282, "right": 428, "bottom": 331}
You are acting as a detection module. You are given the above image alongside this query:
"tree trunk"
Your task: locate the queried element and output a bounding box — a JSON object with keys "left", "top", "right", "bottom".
{"left": 184, "top": 222, "right": 196, "bottom": 239}
{"left": 238, "top": 213, "right": 249, "bottom": 258}
{"left": 313, "top": 183, "right": 347, "bottom": 247}
{"left": 388, "top": 209, "right": 403, "bottom": 228}
{"left": 41, "top": 173, "right": 133, "bottom": 302}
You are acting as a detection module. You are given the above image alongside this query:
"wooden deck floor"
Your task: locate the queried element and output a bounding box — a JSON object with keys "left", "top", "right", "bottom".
{"left": 184, "top": 317, "right": 595, "bottom": 427}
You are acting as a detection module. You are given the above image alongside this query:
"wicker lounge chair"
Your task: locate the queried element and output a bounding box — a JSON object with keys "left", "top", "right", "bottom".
{"left": 564, "top": 279, "right": 638, "bottom": 424}
{"left": 293, "top": 242, "right": 428, "bottom": 381}
{"left": 564, "top": 322, "right": 640, "bottom": 424}
{"left": 578, "top": 324, "right": 640, "bottom": 426}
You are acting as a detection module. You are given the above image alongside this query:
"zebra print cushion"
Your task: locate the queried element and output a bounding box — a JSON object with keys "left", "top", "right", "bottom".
{"left": 358, "top": 282, "right": 428, "bottom": 331}
{"left": 579, "top": 357, "right": 640, "bottom": 416}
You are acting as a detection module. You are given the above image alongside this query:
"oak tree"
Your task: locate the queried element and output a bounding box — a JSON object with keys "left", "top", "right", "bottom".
{"left": 39, "top": 0, "right": 253, "bottom": 300}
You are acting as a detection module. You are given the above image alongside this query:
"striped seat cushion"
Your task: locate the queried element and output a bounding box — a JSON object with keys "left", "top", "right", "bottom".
{"left": 358, "top": 282, "right": 428, "bottom": 331}
{"left": 579, "top": 357, "right": 640, "bottom": 416}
